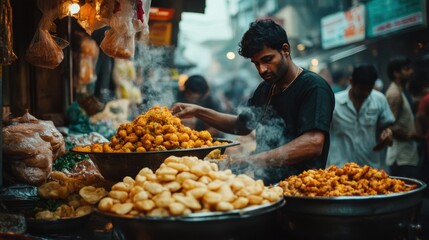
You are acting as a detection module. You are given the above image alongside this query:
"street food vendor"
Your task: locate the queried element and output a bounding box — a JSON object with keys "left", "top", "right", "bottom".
{"left": 172, "top": 19, "right": 335, "bottom": 185}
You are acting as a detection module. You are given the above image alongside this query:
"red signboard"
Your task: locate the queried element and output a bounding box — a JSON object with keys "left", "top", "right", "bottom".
{"left": 150, "top": 7, "right": 174, "bottom": 21}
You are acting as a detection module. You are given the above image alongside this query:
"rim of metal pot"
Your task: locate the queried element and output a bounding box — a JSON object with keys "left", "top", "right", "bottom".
{"left": 96, "top": 197, "right": 285, "bottom": 222}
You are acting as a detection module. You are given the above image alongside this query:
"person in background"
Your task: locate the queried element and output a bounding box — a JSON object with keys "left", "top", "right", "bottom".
{"left": 326, "top": 64, "right": 394, "bottom": 170}
{"left": 221, "top": 78, "right": 249, "bottom": 113}
{"left": 172, "top": 19, "right": 335, "bottom": 185}
{"left": 176, "top": 74, "right": 224, "bottom": 138}
{"left": 415, "top": 79, "right": 429, "bottom": 191}
{"left": 384, "top": 56, "right": 425, "bottom": 179}
{"left": 330, "top": 69, "right": 349, "bottom": 93}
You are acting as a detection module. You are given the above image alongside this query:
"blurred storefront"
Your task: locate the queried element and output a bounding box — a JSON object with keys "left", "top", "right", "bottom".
{"left": 289, "top": 0, "right": 428, "bottom": 89}
{"left": 221, "top": 0, "right": 428, "bottom": 90}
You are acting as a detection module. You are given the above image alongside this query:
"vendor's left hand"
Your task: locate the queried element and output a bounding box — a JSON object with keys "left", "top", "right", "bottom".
{"left": 171, "top": 103, "right": 200, "bottom": 119}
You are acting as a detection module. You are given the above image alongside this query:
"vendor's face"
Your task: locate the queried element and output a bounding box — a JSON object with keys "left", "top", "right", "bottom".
{"left": 250, "top": 45, "right": 289, "bottom": 84}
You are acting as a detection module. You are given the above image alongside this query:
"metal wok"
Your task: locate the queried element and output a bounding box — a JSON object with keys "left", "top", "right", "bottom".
{"left": 280, "top": 177, "right": 427, "bottom": 240}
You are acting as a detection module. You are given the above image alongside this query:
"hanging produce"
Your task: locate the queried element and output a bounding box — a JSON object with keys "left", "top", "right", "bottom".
{"left": 77, "top": 0, "right": 107, "bottom": 35}
{"left": 99, "top": 0, "right": 150, "bottom": 59}
{"left": 25, "top": 0, "right": 69, "bottom": 69}
{"left": 0, "top": 0, "right": 17, "bottom": 65}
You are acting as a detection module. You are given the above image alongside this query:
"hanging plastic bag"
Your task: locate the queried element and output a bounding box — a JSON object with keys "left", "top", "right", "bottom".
{"left": 25, "top": 0, "right": 69, "bottom": 69}
{"left": 100, "top": 0, "right": 138, "bottom": 59}
{"left": 77, "top": 37, "right": 99, "bottom": 92}
{"left": 0, "top": 0, "right": 17, "bottom": 65}
{"left": 77, "top": 1, "right": 107, "bottom": 35}
{"left": 95, "top": 0, "right": 117, "bottom": 24}
{"left": 135, "top": 0, "right": 151, "bottom": 40}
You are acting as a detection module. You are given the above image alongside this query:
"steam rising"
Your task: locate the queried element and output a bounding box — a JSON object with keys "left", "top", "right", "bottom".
{"left": 227, "top": 104, "right": 292, "bottom": 183}
{"left": 132, "top": 42, "right": 179, "bottom": 115}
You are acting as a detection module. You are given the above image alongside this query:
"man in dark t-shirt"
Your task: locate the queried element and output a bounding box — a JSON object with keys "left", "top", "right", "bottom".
{"left": 237, "top": 69, "right": 333, "bottom": 183}
{"left": 171, "top": 19, "right": 334, "bottom": 185}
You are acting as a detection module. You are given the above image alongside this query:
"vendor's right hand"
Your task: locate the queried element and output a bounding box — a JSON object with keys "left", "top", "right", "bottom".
{"left": 171, "top": 102, "right": 200, "bottom": 119}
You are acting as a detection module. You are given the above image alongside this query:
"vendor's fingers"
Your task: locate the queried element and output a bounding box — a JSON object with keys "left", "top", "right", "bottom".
{"left": 170, "top": 104, "right": 181, "bottom": 114}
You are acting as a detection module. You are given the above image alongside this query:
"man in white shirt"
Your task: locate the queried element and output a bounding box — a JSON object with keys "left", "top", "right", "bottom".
{"left": 327, "top": 64, "right": 394, "bottom": 170}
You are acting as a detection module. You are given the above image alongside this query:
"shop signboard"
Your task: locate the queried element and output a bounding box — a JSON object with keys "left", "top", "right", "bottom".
{"left": 367, "top": 0, "right": 425, "bottom": 38}
{"left": 149, "top": 7, "right": 174, "bottom": 46}
{"left": 149, "top": 21, "right": 172, "bottom": 46}
{"left": 321, "top": 5, "right": 365, "bottom": 49}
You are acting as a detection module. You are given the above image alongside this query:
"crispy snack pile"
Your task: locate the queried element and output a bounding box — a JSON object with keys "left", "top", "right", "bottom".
{"left": 279, "top": 162, "right": 418, "bottom": 197}
{"left": 97, "top": 156, "right": 284, "bottom": 217}
{"left": 73, "top": 106, "right": 227, "bottom": 153}
{"left": 36, "top": 171, "right": 107, "bottom": 220}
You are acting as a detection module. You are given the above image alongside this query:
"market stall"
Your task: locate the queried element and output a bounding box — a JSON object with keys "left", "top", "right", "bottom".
{"left": 1, "top": 105, "right": 427, "bottom": 240}
{"left": 1, "top": 1, "right": 428, "bottom": 240}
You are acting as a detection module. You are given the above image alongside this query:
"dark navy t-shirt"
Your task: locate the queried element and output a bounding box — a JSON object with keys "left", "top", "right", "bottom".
{"left": 237, "top": 69, "right": 334, "bottom": 185}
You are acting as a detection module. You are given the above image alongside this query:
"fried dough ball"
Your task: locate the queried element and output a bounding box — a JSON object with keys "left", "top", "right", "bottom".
{"left": 72, "top": 106, "right": 228, "bottom": 153}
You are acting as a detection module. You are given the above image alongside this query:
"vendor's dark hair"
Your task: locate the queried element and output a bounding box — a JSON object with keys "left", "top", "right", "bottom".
{"left": 238, "top": 19, "right": 290, "bottom": 58}
{"left": 387, "top": 56, "right": 412, "bottom": 80}
{"left": 352, "top": 64, "right": 378, "bottom": 86}
{"left": 184, "top": 75, "right": 209, "bottom": 94}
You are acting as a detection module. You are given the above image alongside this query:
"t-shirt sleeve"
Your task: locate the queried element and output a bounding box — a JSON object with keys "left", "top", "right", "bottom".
{"left": 297, "top": 78, "right": 334, "bottom": 135}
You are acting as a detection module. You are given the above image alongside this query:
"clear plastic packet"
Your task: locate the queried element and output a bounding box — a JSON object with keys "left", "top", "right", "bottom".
{"left": 100, "top": 0, "right": 138, "bottom": 59}
{"left": 25, "top": 29, "right": 69, "bottom": 69}
{"left": 100, "top": 26, "right": 135, "bottom": 59}
{"left": 77, "top": 37, "right": 99, "bottom": 88}
{"left": 0, "top": 0, "right": 18, "bottom": 65}
{"left": 57, "top": 0, "right": 71, "bottom": 19}
{"left": 77, "top": 1, "right": 107, "bottom": 35}
{"left": 136, "top": 0, "right": 151, "bottom": 39}
{"left": 25, "top": 0, "right": 69, "bottom": 69}
{"left": 95, "top": 0, "right": 117, "bottom": 23}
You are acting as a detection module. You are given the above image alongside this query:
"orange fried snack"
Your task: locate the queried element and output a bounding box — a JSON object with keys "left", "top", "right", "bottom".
{"left": 279, "top": 162, "right": 417, "bottom": 197}
{"left": 72, "top": 106, "right": 228, "bottom": 153}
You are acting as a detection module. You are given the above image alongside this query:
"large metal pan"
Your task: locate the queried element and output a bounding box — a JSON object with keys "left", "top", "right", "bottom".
{"left": 281, "top": 177, "right": 427, "bottom": 240}
{"left": 96, "top": 198, "right": 285, "bottom": 240}
{"left": 71, "top": 138, "right": 239, "bottom": 182}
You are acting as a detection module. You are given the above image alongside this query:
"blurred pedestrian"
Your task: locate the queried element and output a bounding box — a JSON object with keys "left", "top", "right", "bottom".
{"left": 330, "top": 69, "right": 349, "bottom": 93}
{"left": 176, "top": 74, "right": 224, "bottom": 138}
{"left": 221, "top": 78, "right": 249, "bottom": 113}
{"left": 416, "top": 80, "right": 429, "bottom": 188}
{"left": 172, "top": 19, "right": 335, "bottom": 185}
{"left": 326, "top": 64, "right": 394, "bottom": 170}
{"left": 385, "top": 56, "right": 425, "bottom": 179}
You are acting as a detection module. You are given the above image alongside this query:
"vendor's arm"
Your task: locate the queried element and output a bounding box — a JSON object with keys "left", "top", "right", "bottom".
{"left": 236, "top": 130, "right": 325, "bottom": 167}
{"left": 171, "top": 103, "right": 252, "bottom": 135}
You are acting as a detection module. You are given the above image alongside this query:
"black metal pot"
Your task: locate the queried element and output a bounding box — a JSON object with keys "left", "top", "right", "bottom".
{"left": 96, "top": 198, "right": 285, "bottom": 240}
{"left": 280, "top": 177, "right": 427, "bottom": 240}
{"left": 72, "top": 138, "right": 240, "bottom": 182}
